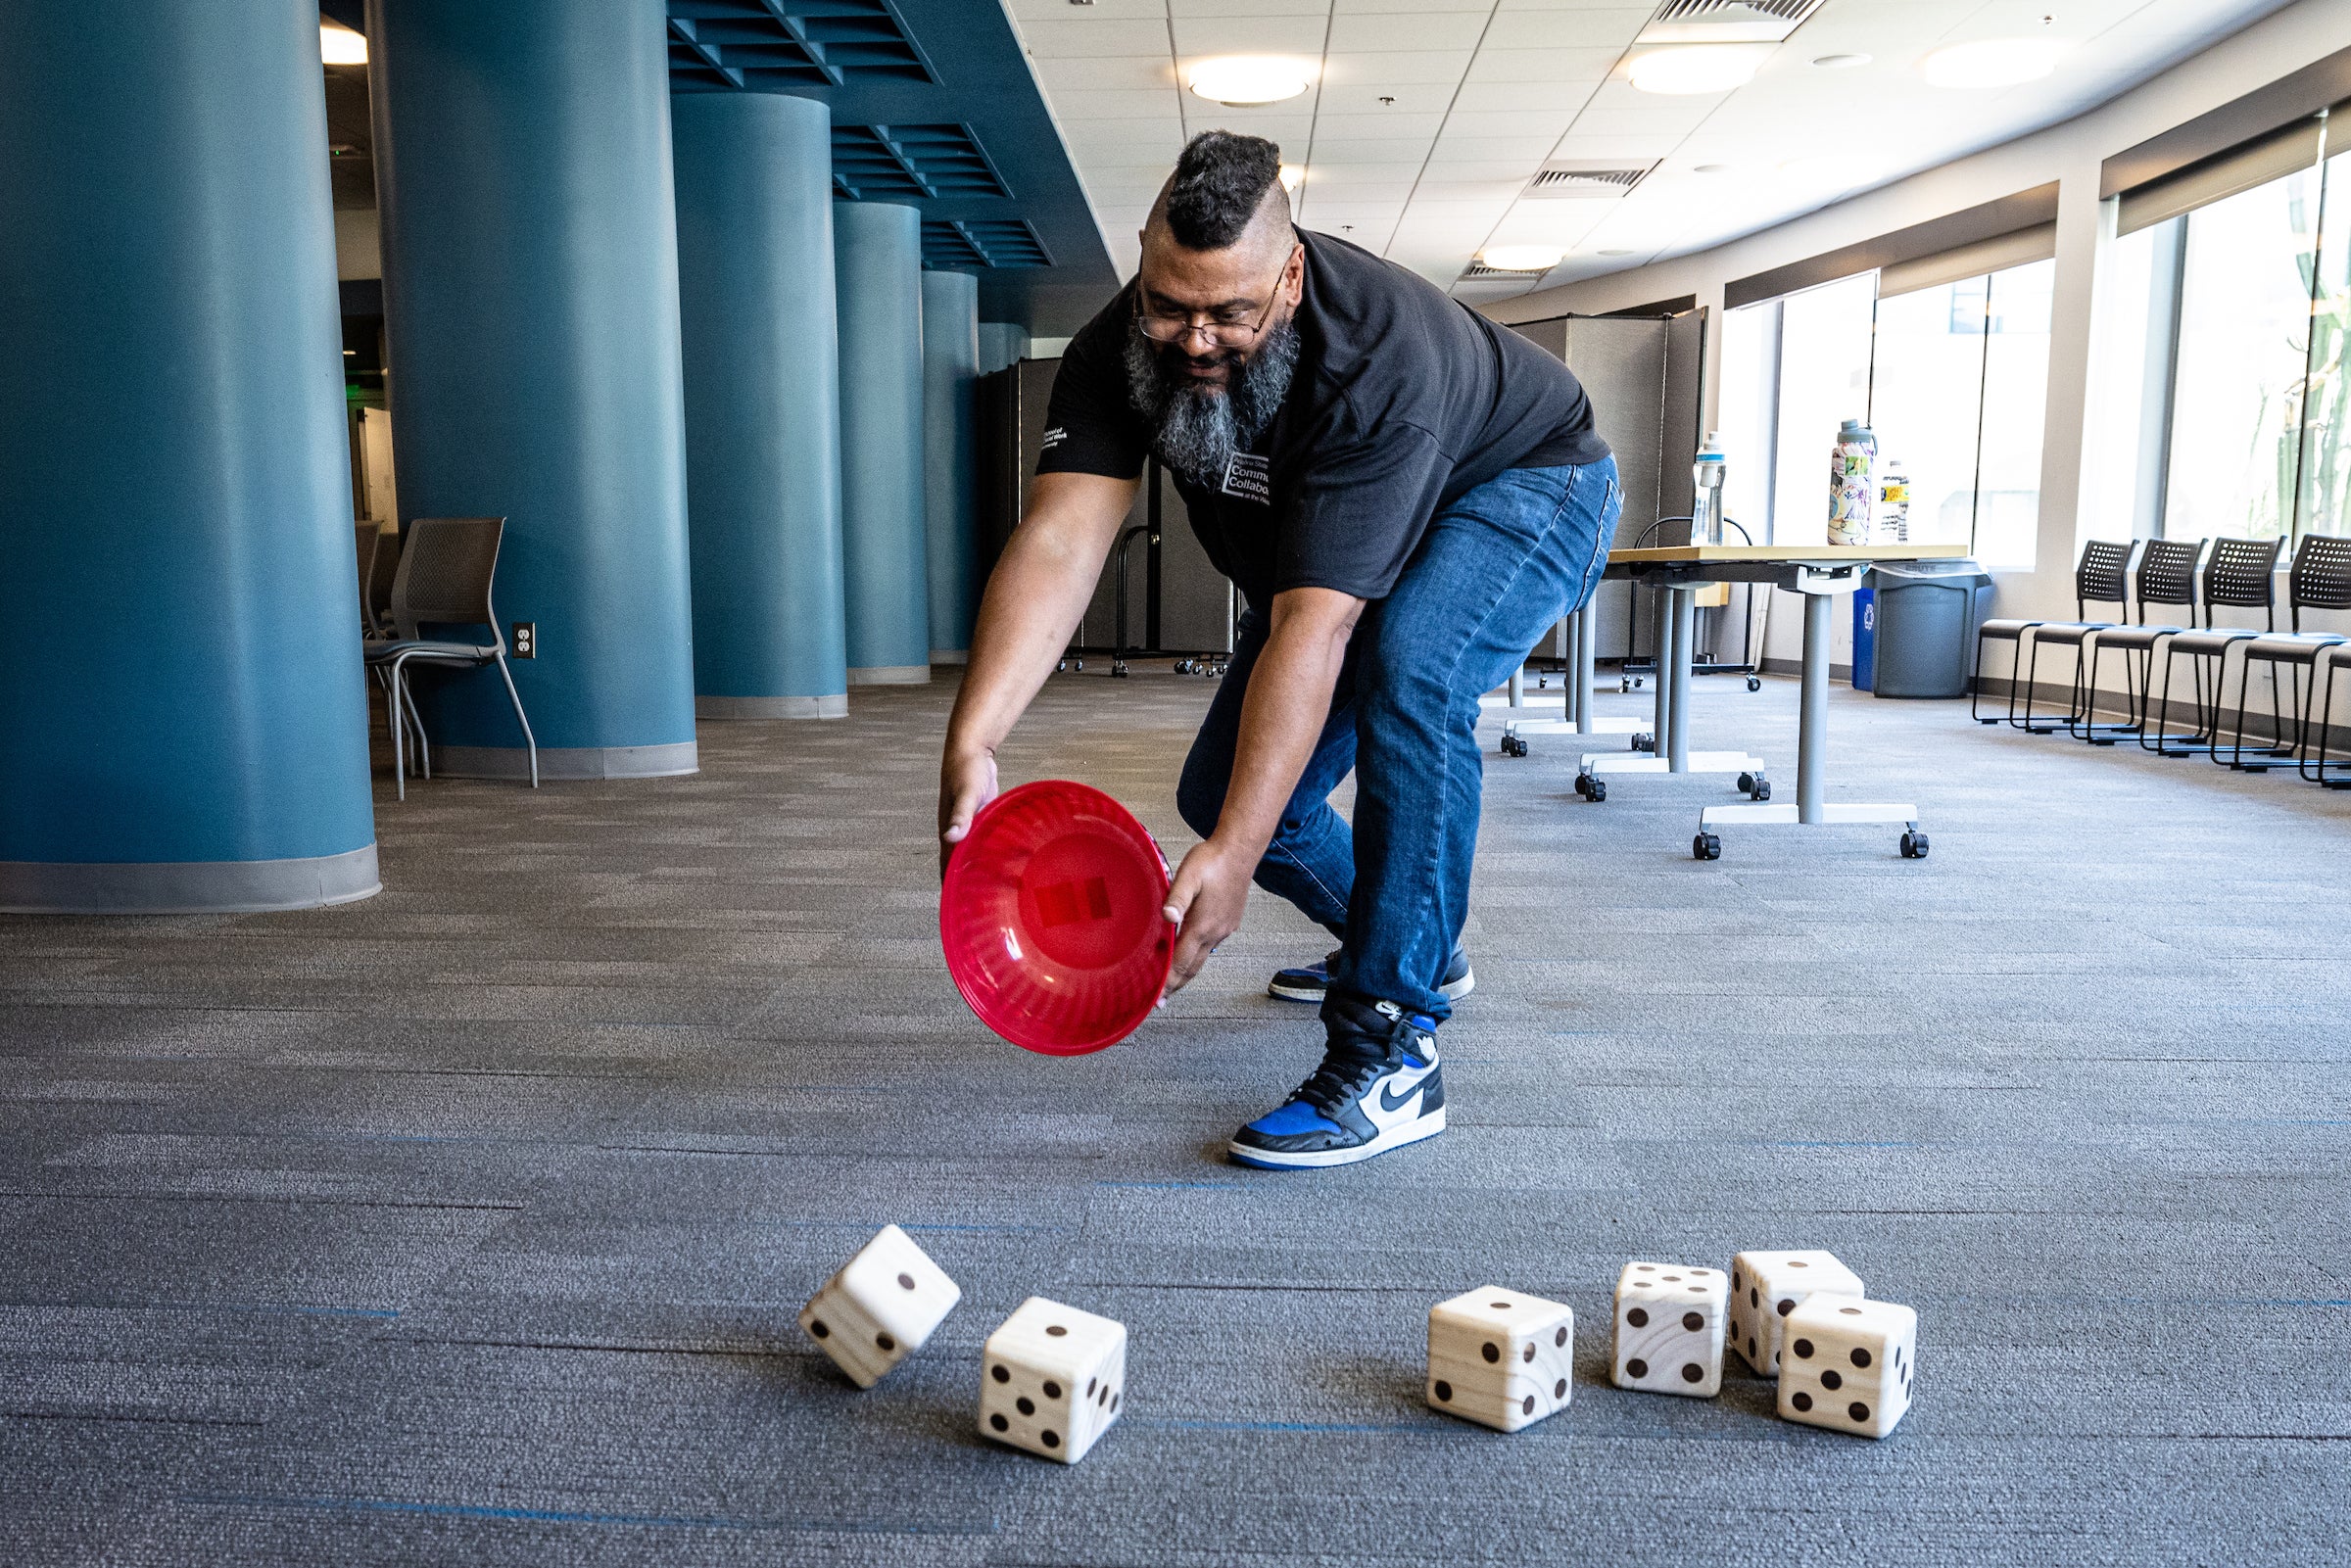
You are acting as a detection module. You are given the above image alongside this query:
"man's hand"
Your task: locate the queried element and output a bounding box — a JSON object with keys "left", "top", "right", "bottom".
{"left": 1160, "top": 836, "right": 1252, "bottom": 997}
{"left": 937, "top": 746, "right": 999, "bottom": 876}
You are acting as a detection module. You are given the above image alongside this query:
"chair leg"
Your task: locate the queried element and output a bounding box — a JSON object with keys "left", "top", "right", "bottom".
{"left": 397, "top": 664, "right": 433, "bottom": 780}
{"left": 2306, "top": 656, "right": 2350, "bottom": 784}
{"left": 495, "top": 652, "right": 539, "bottom": 788}
{"left": 384, "top": 668, "right": 406, "bottom": 802}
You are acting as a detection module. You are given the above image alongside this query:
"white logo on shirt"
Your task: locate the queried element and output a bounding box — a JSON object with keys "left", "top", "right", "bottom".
{"left": 1221, "top": 451, "right": 1271, "bottom": 505}
{"left": 1041, "top": 426, "right": 1067, "bottom": 450}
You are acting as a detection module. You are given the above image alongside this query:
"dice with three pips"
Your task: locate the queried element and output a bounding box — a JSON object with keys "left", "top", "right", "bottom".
{"left": 1424, "top": 1286, "right": 1576, "bottom": 1433}
{"left": 797, "top": 1224, "right": 962, "bottom": 1388}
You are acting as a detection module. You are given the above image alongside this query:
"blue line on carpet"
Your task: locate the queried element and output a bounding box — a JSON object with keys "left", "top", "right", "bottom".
{"left": 1767, "top": 1141, "right": 1918, "bottom": 1149}
{"left": 181, "top": 1495, "right": 993, "bottom": 1535}
{"left": 1094, "top": 1181, "right": 1235, "bottom": 1190}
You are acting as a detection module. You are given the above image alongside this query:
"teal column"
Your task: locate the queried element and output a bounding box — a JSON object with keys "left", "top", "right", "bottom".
{"left": 673, "top": 93, "right": 848, "bottom": 720}
{"left": 834, "top": 202, "right": 931, "bottom": 684}
{"left": 978, "top": 322, "right": 1032, "bottom": 375}
{"left": 922, "top": 270, "right": 982, "bottom": 662}
{"left": 0, "top": 0, "right": 378, "bottom": 913}
{"left": 368, "top": 0, "right": 696, "bottom": 777}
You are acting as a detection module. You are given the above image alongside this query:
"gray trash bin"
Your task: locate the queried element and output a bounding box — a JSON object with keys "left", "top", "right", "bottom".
{"left": 1864, "top": 559, "right": 1994, "bottom": 698}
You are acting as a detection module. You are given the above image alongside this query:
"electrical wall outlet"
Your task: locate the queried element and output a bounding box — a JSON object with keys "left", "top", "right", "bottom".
{"left": 510, "top": 622, "right": 536, "bottom": 659}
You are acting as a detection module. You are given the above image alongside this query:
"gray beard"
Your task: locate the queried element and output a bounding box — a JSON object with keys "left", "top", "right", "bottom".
{"left": 1123, "top": 316, "right": 1300, "bottom": 488}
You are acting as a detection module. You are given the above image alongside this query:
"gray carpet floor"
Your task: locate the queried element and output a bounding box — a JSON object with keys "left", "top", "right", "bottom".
{"left": 4, "top": 666, "right": 2348, "bottom": 1566}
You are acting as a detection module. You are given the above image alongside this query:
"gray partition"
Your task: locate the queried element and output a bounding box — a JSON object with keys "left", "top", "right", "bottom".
{"left": 984, "top": 356, "right": 1232, "bottom": 657}
{"left": 1509, "top": 309, "right": 1705, "bottom": 667}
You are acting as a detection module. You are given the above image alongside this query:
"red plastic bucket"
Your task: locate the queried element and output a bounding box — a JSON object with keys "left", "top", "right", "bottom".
{"left": 939, "top": 781, "right": 1174, "bottom": 1055}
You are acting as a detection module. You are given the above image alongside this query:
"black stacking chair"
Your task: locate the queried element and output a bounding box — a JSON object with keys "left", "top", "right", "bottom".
{"left": 354, "top": 522, "right": 401, "bottom": 638}
{"left": 2303, "top": 640, "right": 2351, "bottom": 788}
{"left": 2145, "top": 536, "right": 2285, "bottom": 758}
{"left": 1983, "top": 541, "right": 2134, "bottom": 734}
{"left": 362, "top": 515, "right": 538, "bottom": 799}
{"left": 2073, "top": 539, "right": 2203, "bottom": 745}
{"left": 2221, "top": 535, "right": 2351, "bottom": 772}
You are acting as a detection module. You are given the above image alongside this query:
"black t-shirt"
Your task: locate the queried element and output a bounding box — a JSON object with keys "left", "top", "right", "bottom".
{"left": 1034, "top": 227, "right": 1607, "bottom": 606}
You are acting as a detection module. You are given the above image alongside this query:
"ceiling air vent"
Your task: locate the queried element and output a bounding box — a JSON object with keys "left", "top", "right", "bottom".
{"left": 1460, "top": 261, "right": 1541, "bottom": 281}
{"left": 1637, "top": 0, "right": 1824, "bottom": 45}
{"left": 1522, "top": 164, "right": 1656, "bottom": 200}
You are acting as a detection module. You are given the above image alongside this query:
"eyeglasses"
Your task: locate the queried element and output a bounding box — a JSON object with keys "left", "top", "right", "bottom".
{"left": 1134, "top": 246, "right": 1300, "bottom": 349}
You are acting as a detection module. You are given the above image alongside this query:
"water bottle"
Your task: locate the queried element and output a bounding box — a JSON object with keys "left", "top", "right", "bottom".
{"left": 1692, "top": 432, "right": 1727, "bottom": 546}
{"left": 1829, "top": 418, "right": 1877, "bottom": 546}
{"left": 1877, "top": 460, "right": 1910, "bottom": 545}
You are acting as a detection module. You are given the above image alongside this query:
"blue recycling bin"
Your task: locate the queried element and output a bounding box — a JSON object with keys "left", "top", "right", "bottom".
{"left": 1861, "top": 560, "right": 1995, "bottom": 698}
{"left": 1851, "top": 588, "right": 1878, "bottom": 692}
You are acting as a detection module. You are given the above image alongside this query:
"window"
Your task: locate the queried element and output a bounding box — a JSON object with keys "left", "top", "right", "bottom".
{"left": 2087, "top": 123, "right": 2349, "bottom": 544}
{"left": 1720, "top": 256, "right": 2052, "bottom": 566}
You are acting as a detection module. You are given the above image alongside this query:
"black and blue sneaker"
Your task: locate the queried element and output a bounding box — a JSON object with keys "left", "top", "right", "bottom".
{"left": 1227, "top": 1000, "right": 1445, "bottom": 1170}
{"left": 1269, "top": 946, "right": 1474, "bottom": 1005}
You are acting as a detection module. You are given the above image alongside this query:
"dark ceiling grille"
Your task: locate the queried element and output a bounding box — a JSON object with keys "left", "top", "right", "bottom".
{"left": 923, "top": 217, "right": 1051, "bottom": 270}
{"left": 833, "top": 124, "right": 1009, "bottom": 201}
{"left": 668, "top": 0, "right": 933, "bottom": 90}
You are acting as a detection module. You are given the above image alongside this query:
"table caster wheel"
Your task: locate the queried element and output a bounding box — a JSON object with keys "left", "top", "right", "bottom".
{"left": 1587, "top": 780, "right": 1607, "bottom": 802}
{"left": 1112, "top": 661, "right": 1128, "bottom": 679}
{"left": 1746, "top": 675, "right": 1761, "bottom": 692}
{"left": 1693, "top": 832, "right": 1722, "bottom": 861}
{"left": 1632, "top": 733, "right": 1655, "bottom": 753}
{"left": 1174, "top": 658, "right": 1193, "bottom": 674}
{"left": 1900, "top": 832, "right": 1930, "bottom": 859}
{"left": 1618, "top": 678, "right": 1632, "bottom": 693}
{"left": 1537, "top": 677, "right": 1549, "bottom": 689}
{"left": 1055, "top": 660, "right": 1068, "bottom": 673}
{"left": 1751, "top": 780, "right": 1770, "bottom": 801}
{"left": 1500, "top": 734, "right": 1528, "bottom": 758}
{"left": 1736, "top": 772, "right": 1753, "bottom": 793}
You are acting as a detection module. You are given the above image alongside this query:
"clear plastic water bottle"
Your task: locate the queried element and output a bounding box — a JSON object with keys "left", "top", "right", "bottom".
{"left": 1692, "top": 432, "right": 1727, "bottom": 546}
{"left": 1877, "top": 460, "right": 1910, "bottom": 545}
{"left": 1829, "top": 418, "right": 1876, "bottom": 546}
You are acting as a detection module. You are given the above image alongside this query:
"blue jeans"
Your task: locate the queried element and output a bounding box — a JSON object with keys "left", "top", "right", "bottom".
{"left": 1176, "top": 456, "right": 1620, "bottom": 1022}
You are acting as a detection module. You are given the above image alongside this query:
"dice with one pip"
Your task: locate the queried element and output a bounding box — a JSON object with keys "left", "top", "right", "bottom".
{"left": 1728, "top": 1249, "right": 1864, "bottom": 1376}
{"left": 796, "top": 1224, "right": 962, "bottom": 1388}
{"left": 1776, "top": 1295, "right": 1917, "bottom": 1439}
{"left": 979, "top": 1297, "right": 1127, "bottom": 1463}
{"left": 1425, "top": 1286, "right": 1575, "bottom": 1433}
{"left": 1610, "top": 1260, "right": 1728, "bottom": 1397}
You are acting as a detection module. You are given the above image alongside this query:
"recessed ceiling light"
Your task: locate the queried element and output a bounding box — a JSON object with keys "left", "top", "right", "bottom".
{"left": 1920, "top": 38, "right": 2064, "bottom": 89}
{"left": 1599, "top": 249, "right": 1638, "bottom": 257}
{"left": 1626, "top": 46, "right": 1767, "bottom": 96}
{"left": 319, "top": 21, "right": 367, "bottom": 66}
{"left": 1479, "top": 245, "right": 1564, "bottom": 272}
{"left": 1187, "top": 57, "right": 1315, "bottom": 107}
{"left": 1693, "top": 164, "right": 1733, "bottom": 174}
{"left": 1279, "top": 164, "right": 1305, "bottom": 192}
{"left": 1811, "top": 53, "right": 1871, "bottom": 69}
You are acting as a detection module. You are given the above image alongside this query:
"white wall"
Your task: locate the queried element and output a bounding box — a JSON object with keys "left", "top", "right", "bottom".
{"left": 1484, "top": 0, "right": 2351, "bottom": 678}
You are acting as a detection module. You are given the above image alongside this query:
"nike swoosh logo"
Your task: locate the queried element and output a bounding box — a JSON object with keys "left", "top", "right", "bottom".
{"left": 1377, "top": 1081, "right": 1423, "bottom": 1116}
{"left": 1373, "top": 1062, "right": 1435, "bottom": 1121}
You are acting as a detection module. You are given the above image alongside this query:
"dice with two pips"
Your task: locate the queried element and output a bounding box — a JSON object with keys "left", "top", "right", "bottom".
{"left": 1611, "top": 1260, "right": 1728, "bottom": 1397}
{"left": 1728, "top": 1249, "right": 1864, "bottom": 1376}
{"left": 797, "top": 1224, "right": 962, "bottom": 1388}
{"left": 1425, "top": 1286, "right": 1575, "bottom": 1433}
{"left": 979, "top": 1296, "right": 1127, "bottom": 1463}
{"left": 1777, "top": 1295, "right": 1917, "bottom": 1439}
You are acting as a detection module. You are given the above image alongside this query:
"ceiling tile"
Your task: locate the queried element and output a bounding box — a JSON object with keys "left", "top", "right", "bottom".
{"left": 1184, "top": 111, "right": 1318, "bottom": 143}
{"left": 1309, "top": 111, "right": 1452, "bottom": 142}
{"left": 1335, "top": 0, "right": 1491, "bottom": 12}
{"left": 1465, "top": 46, "right": 1632, "bottom": 83}
{"left": 1293, "top": 170, "right": 1421, "bottom": 196}
{"left": 1567, "top": 106, "right": 1719, "bottom": 139}
{"left": 1411, "top": 177, "right": 1531, "bottom": 201}
{"left": 1034, "top": 55, "right": 1176, "bottom": 91}
{"left": 1320, "top": 50, "right": 1477, "bottom": 86}
{"left": 1440, "top": 109, "right": 1579, "bottom": 138}
{"left": 1326, "top": 12, "right": 1493, "bottom": 51}
{"left": 1171, "top": 0, "right": 1327, "bottom": 14}
{"left": 1170, "top": 16, "right": 1330, "bottom": 55}
{"left": 1307, "top": 137, "right": 1447, "bottom": 165}
{"left": 1481, "top": 10, "right": 1647, "bottom": 48}
{"left": 1309, "top": 82, "right": 1460, "bottom": 115}
{"left": 1020, "top": 18, "right": 1177, "bottom": 57}
{"left": 1416, "top": 158, "right": 1545, "bottom": 181}
{"left": 1427, "top": 132, "right": 1562, "bottom": 161}
{"left": 1451, "top": 79, "right": 1611, "bottom": 113}
{"left": 1045, "top": 88, "right": 1183, "bottom": 118}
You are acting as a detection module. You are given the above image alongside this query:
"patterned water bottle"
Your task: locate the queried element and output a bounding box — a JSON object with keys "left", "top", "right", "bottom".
{"left": 1829, "top": 418, "right": 1877, "bottom": 546}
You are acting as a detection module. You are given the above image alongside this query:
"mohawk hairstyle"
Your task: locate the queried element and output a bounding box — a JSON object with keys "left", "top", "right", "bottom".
{"left": 1161, "top": 130, "right": 1284, "bottom": 251}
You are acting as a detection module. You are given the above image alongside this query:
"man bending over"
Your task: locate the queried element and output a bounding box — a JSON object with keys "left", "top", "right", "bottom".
{"left": 939, "top": 131, "right": 1617, "bottom": 1169}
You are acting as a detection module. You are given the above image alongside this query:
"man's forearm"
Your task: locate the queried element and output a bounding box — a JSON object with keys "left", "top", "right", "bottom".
{"left": 944, "top": 473, "right": 1135, "bottom": 761}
